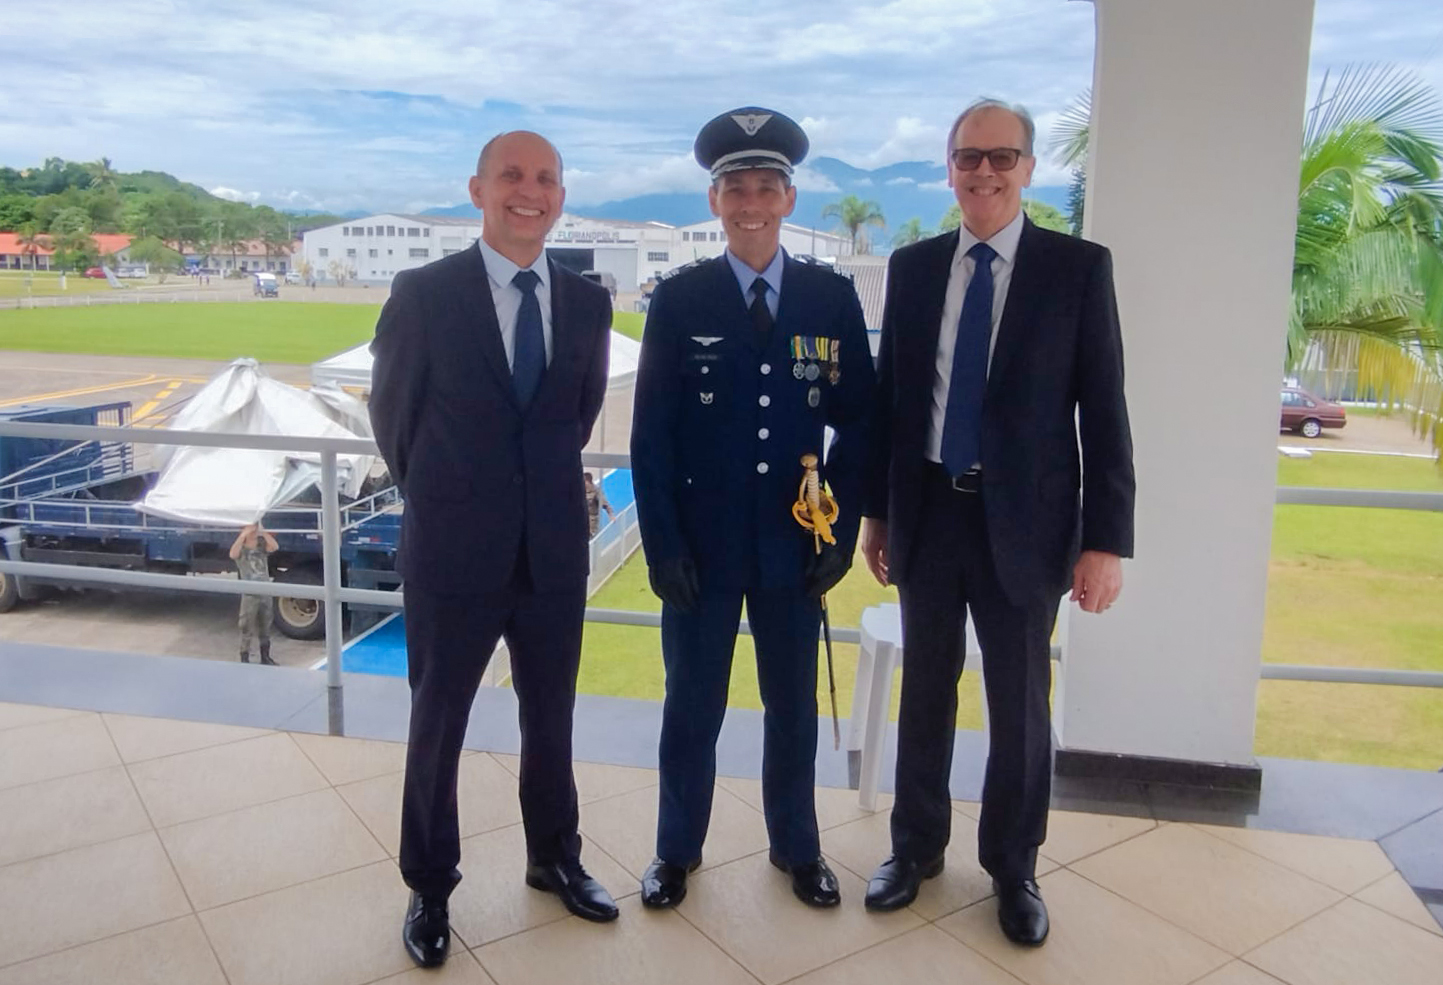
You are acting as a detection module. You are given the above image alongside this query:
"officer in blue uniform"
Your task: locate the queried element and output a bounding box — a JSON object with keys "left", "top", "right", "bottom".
{"left": 631, "top": 107, "right": 876, "bottom": 909}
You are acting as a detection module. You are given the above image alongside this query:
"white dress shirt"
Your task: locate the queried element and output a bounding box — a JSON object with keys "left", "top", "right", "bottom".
{"left": 476, "top": 238, "right": 553, "bottom": 367}
{"left": 925, "top": 209, "right": 1025, "bottom": 464}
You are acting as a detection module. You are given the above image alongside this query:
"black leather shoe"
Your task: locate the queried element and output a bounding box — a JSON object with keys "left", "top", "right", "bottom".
{"left": 864, "top": 854, "right": 945, "bottom": 911}
{"left": 994, "top": 878, "right": 1049, "bottom": 946}
{"left": 402, "top": 891, "right": 449, "bottom": 968}
{"left": 640, "top": 856, "right": 700, "bottom": 909}
{"left": 525, "top": 859, "right": 619, "bottom": 922}
{"left": 769, "top": 854, "right": 841, "bottom": 908}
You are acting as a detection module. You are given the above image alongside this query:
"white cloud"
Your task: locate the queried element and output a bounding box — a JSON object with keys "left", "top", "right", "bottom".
{"left": 886, "top": 177, "right": 916, "bottom": 186}
{"left": 210, "top": 187, "right": 262, "bottom": 203}
{"left": 1, "top": 0, "right": 1436, "bottom": 213}
{"left": 792, "top": 166, "right": 840, "bottom": 194}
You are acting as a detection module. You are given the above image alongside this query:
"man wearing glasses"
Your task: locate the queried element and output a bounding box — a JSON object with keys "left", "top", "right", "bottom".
{"left": 859, "top": 99, "right": 1135, "bottom": 945}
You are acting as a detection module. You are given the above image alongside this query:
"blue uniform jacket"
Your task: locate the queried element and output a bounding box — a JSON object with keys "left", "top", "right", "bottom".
{"left": 631, "top": 252, "right": 875, "bottom": 591}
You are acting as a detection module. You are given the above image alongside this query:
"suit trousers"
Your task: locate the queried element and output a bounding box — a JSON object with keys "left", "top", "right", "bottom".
{"left": 399, "top": 572, "right": 586, "bottom": 900}
{"left": 657, "top": 587, "right": 822, "bottom": 867}
{"left": 891, "top": 467, "right": 1059, "bottom": 883}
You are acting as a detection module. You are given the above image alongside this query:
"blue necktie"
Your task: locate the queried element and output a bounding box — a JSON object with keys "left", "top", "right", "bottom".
{"left": 939, "top": 242, "right": 997, "bottom": 477}
{"left": 511, "top": 269, "right": 544, "bottom": 408}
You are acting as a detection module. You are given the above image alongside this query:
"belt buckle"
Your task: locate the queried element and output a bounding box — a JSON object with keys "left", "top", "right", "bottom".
{"left": 950, "top": 469, "right": 981, "bottom": 493}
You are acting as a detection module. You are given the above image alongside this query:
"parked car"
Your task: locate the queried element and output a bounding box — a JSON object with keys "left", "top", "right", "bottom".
{"left": 1281, "top": 386, "right": 1346, "bottom": 438}
{"left": 284, "top": 271, "right": 303, "bottom": 284}
{"left": 252, "top": 272, "right": 280, "bottom": 298}
{"left": 83, "top": 267, "right": 106, "bottom": 279}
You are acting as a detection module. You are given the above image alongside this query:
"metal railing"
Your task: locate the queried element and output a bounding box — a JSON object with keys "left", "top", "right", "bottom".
{"left": 0, "top": 289, "right": 258, "bottom": 310}
{"left": 0, "top": 419, "right": 1439, "bottom": 692}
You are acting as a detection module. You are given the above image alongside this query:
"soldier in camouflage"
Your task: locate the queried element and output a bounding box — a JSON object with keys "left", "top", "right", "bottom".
{"left": 229, "top": 522, "right": 278, "bottom": 665}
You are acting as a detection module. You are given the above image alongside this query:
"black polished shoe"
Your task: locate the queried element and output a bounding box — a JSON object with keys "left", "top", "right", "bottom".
{"left": 525, "top": 859, "right": 619, "bottom": 922}
{"left": 769, "top": 854, "right": 841, "bottom": 908}
{"left": 402, "top": 891, "right": 449, "bottom": 968}
{"left": 640, "top": 856, "right": 700, "bottom": 909}
{"left": 864, "top": 854, "right": 945, "bottom": 911}
{"left": 994, "top": 878, "right": 1049, "bottom": 946}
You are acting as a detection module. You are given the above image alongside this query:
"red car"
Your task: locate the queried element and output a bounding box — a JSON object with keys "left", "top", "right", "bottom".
{"left": 82, "top": 267, "right": 106, "bottom": 278}
{"left": 1281, "top": 386, "right": 1346, "bottom": 438}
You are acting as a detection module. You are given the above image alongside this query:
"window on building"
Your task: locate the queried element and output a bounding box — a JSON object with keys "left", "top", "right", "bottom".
{"left": 647, "top": 251, "right": 669, "bottom": 262}
{"left": 682, "top": 232, "right": 690, "bottom": 242}
{"left": 409, "top": 248, "right": 429, "bottom": 258}
{"left": 387, "top": 249, "right": 393, "bottom": 256}
{"left": 443, "top": 248, "right": 461, "bottom": 256}
{"left": 346, "top": 248, "right": 357, "bottom": 257}
{"left": 407, "top": 228, "right": 421, "bottom": 237}
{"left": 710, "top": 232, "right": 719, "bottom": 241}
{"left": 355, "top": 226, "right": 366, "bottom": 235}
{"left": 342, "top": 227, "right": 349, "bottom": 236}
{"left": 366, "top": 227, "right": 373, "bottom": 236}
{"left": 369, "top": 249, "right": 378, "bottom": 258}
{"left": 423, "top": 228, "right": 430, "bottom": 237}
{"left": 319, "top": 248, "right": 329, "bottom": 257}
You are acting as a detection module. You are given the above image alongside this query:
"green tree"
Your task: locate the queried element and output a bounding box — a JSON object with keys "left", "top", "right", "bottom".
{"left": 1022, "top": 200, "right": 1071, "bottom": 233}
{"left": 127, "top": 236, "right": 184, "bottom": 282}
{"left": 14, "top": 222, "right": 50, "bottom": 272}
{"left": 939, "top": 203, "right": 961, "bottom": 233}
{"left": 891, "top": 217, "right": 931, "bottom": 247}
{"left": 0, "top": 194, "right": 36, "bottom": 229}
{"left": 1052, "top": 64, "right": 1443, "bottom": 451}
{"left": 821, "top": 194, "right": 886, "bottom": 254}
{"left": 47, "top": 207, "right": 95, "bottom": 270}
{"left": 1065, "top": 167, "right": 1086, "bottom": 236}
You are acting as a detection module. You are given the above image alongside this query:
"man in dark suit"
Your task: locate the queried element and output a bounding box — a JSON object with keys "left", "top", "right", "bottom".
{"left": 630, "top": 107, "right": 875, "bottom": 910}
{"left": 859, "top": 99, "right": 1135, "bottom": 945}
{"left": 369, "top": 130, "right": 619, "bottom": 969}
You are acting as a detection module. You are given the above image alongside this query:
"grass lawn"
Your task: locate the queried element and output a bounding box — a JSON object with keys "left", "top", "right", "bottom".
{"left": 1259, "top": 453, "right": 1443, "bottom": 769}
{"left": 611, "top": 310, "right": 644, "bottom": 341}
{"left": 0, "top": 302, "right": 383, "bottom": 364}
{"left": 579, "top": 452, "right": 1442, "bottom": 770}
{"left": 0, "top": 270, "right": 140, "bottom": 298}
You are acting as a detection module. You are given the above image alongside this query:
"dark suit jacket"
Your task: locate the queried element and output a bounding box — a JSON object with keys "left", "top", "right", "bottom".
{"left": 864, "top": 220, "right": 1135, "bottom": 604}
{"left": 631, "top": 254, "right": 875, "bottom": 591}
{"left": 369, "top": 243, "right": 611, "bottom": 595}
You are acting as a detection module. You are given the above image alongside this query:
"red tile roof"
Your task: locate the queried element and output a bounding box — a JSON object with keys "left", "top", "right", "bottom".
{"left": 0, "top": 232, "right": 133, "bottom": 256}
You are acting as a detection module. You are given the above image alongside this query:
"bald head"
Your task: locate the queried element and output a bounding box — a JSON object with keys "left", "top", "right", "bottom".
{"left": 476, "top": 131, "right": 564, "bottom": 183}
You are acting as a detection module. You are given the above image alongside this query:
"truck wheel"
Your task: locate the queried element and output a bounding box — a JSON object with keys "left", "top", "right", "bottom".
{"left": 0, "top": 571, "right": 18, "bottom": 614}
{"left": 274, "top": 567, "right": 325, "bottom": 640}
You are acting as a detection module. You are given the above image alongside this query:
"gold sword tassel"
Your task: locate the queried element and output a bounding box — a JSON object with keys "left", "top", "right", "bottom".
{"left": 792, "top": 453, "right": 842, "bottom": 749}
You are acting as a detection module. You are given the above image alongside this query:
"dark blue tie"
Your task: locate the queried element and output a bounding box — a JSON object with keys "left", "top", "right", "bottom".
{"left": 939, "top": 242, "right": 997, "bottom": 477}
{"left": 511, "top": 268, "right": 544, "bottom": 408}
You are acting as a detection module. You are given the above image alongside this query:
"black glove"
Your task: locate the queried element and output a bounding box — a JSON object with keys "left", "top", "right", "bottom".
{"left": 804, "top": 547, "right": 852, "bottom": 599}
{"left": 648, "top": 557, "right": 700, "bottom": 612}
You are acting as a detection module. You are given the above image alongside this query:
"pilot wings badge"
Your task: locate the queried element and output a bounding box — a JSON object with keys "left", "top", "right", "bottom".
{"left": 690, "top": 336, "right": 723, "bottom": 346}
{"left": 731, "top": 113, "right": 772, "bottom": 136}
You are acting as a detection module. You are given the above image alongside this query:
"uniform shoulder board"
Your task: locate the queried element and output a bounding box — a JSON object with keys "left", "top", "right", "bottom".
{"left": 659, "top": 258, "right": 710, "bottom": 282}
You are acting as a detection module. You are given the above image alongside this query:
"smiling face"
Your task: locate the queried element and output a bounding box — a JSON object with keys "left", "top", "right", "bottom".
{"left": 469, "top": 131, "right": 565, "bottom": 266}
{"left": 948, "top": 106, "right": 1035, "bottom": 241}
{"left": 708, "top": 168, "right": 796, "bottom": 271}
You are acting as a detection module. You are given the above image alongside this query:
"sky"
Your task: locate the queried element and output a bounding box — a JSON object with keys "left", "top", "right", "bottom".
{"left": 2, "top": 0, "right": 1440, "bottom": 215}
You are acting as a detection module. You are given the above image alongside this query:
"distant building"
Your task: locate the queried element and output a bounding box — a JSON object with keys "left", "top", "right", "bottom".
{"left": 0, "top": 232, "right": 134, "bottom": 271}
{"left": 169, "top": 238, "right": 300, "bottom": 275}
{"left": 297, "top": 212, "right": 853, "bottom": 291}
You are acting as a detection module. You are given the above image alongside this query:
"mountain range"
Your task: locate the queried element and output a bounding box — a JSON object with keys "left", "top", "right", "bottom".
{"left": 422, "top": 157, "right": 1070, "bottom": 243}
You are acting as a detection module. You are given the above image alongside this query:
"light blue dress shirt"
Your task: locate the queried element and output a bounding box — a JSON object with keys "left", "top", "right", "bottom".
{"left": 725, "top": 247, "right": 783, "bottom": 319}
{"left": 476, "top": 238, "right": 553, "bottom": 367}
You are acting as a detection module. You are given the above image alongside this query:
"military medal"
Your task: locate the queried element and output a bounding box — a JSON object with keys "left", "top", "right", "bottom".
{"left": 793, "top": 362, "right": 806, "bottom": 379}
{"left": 790, "top": 335, "right": 806, "bottom": 378}
{"left": 807, "top": 386, "right": 820, "bottom": 407}
{"left": 803, "top": 362, "right": 819, "bottom": 381}
{"left": 828, "top": 339, "right": 841, "bottom": 384}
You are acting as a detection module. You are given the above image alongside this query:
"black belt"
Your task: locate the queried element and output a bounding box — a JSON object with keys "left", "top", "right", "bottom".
{"left": 928, "top": 460, "right": 982, "bottom": 493}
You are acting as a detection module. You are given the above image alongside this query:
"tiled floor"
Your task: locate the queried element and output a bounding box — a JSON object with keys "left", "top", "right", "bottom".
{"left": 1, "top": 700, "right": 1440, "bottom": 985}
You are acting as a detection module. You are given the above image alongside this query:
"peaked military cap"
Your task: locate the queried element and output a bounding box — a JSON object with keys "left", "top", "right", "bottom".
{"left": 694, "top": 107, "right": 809, "bottom": 179}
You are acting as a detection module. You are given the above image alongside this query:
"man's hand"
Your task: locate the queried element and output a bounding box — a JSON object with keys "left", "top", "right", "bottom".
{"left": 860, "top": 518, "right": 889, "bottom": 587}
{"left": 1071, "top": 550, "right": 1123, "bottom": 614}
{"left": 804, "top": 548, "right": 851, "bottom": 599}
{"left": 648, "top": 557, "right": 699, "bottom": 612}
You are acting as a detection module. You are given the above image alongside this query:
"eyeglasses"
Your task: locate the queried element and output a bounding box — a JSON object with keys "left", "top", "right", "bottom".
{"left": 950, "top": 147, "right": 1025, "bottom": 172}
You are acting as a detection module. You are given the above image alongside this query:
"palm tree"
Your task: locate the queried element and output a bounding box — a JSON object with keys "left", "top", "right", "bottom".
{"left": 1052, "top": 65, "right": 1443, "bottom": 451}
{"left": 892, "top": 217, "right": 931, "bottom": 247}
{"left": 15, "top": 222, "right": 50, "bottom": 273}
{"left": 821, "top": 195, "right": 886, "bottom": 254}
{"left": 84, "top": 157, "right": 118, "bottom": 191}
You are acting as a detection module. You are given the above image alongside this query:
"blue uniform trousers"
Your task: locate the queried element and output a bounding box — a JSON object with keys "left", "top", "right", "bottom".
{"left": 656, "top": 586, "right": 822, "bottom": 867}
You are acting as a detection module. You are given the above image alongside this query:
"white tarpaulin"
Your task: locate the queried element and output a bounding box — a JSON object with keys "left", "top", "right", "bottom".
{"left": 310, "top": 329, "right": 643, "bottom": 392}
{"left": 136, "top": 358, "right": 377, "bottom": 527}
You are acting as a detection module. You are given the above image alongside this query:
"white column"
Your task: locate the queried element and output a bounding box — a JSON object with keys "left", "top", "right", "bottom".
{"left": 1055, "top": 0, "right": 1316, "bottom": 768}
